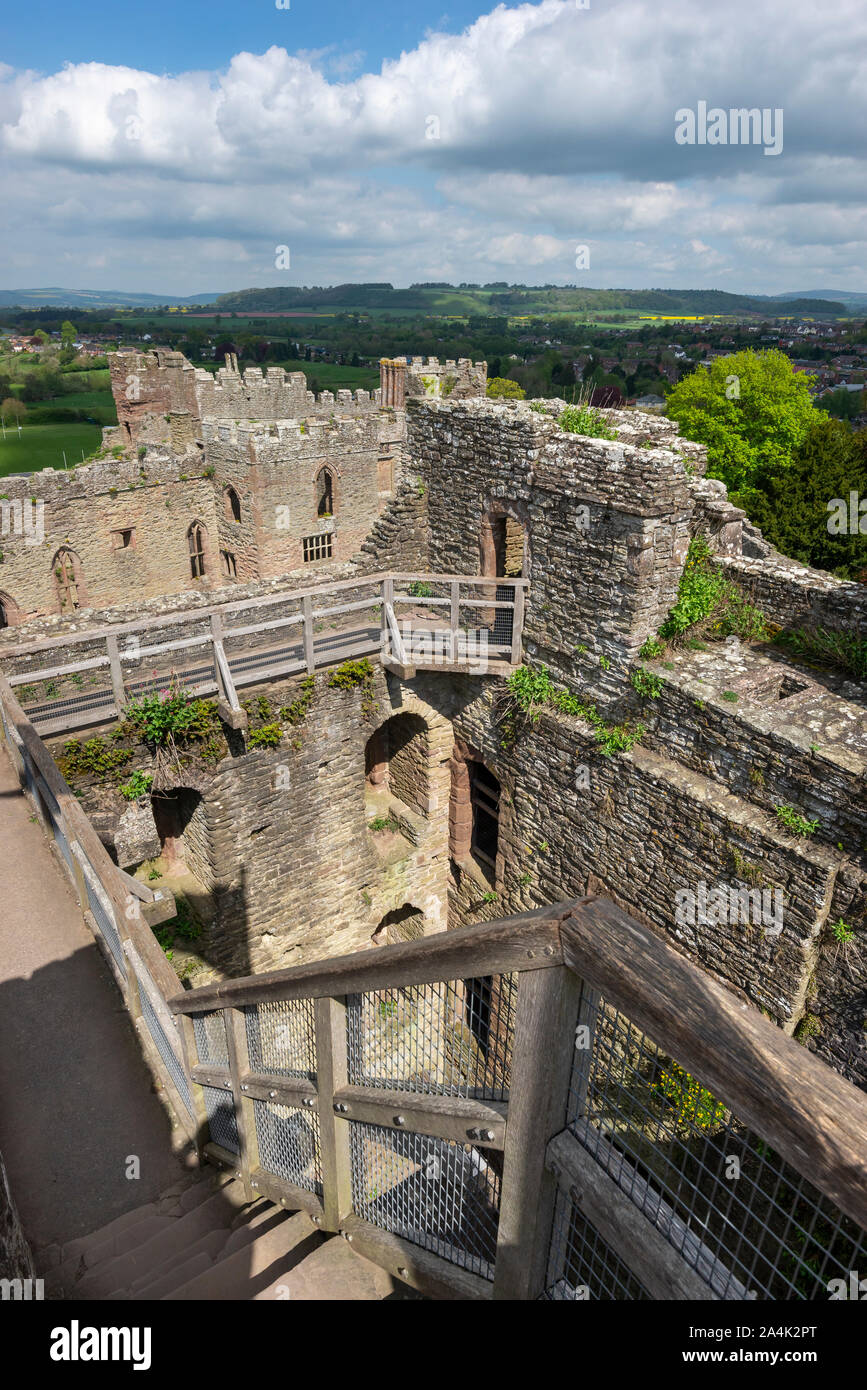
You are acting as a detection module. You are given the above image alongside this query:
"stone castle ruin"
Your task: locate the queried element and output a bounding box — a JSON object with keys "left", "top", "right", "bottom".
{"left": 0, "top": 348, "right": 864, "bottom": 1103}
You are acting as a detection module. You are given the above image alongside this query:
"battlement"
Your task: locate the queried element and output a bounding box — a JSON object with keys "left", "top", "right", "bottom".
{"left": 200, "top": 412, "right": 384, "bottom": 456}
{"left": 109, "top": 351, "right": 385, "bottom": 446}
{"left": 380, "top": 356, "right": 487, "bottom": 407}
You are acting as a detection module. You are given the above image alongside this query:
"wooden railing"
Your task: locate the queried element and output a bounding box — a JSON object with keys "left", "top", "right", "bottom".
{"left": 0, "top": 572, "right": 529, "bottom": 737}
{"left": 170, "top": 897, "right": 867, "bottom": 1302}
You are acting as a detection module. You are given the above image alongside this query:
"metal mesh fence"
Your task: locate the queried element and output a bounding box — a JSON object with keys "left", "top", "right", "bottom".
{"left": 78, "top": 852, "right": 125, "bottom": 973}
{"left": 202, "top": 1083, "right": 240, "bottom": 1154}
{"left": 544, "top": 1188, "right": 651, "bottom": 1300}
{"left": 245, "top": 999, "right": 316, "bottom": 1081}
{"left": 193, "top": 1010, "right": 230, "bottom": 1067}
{"left": 350, "top": 1123, "right": 501, "bottom": 1280}
{"left": 133, "top": 958, "right": 193, "bottom": 1118}
{"left": 254, "top": 1100, "right": 322, "bottom": 1194}
{"left": 347, "top": 974, "right": 517, "bottom": 1098}
{"left": 566, "top": 987, "right": 867, "bottom": 1300}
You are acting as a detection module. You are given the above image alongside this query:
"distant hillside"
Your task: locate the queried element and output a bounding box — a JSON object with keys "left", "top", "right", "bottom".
{"left": 0, "top": 284, "right": 853, "bottom": 317}
{"left": 212, "top": 284, "right": 849, "bottom": 318}
{"left": 0, "top": 288, "right": 219, "bottom": 308}
{"left": 773, "top": 290, "right": 867, "bottom": 311}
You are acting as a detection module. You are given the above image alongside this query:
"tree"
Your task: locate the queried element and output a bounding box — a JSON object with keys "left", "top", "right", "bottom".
{"left": 733, "top": 417, "right": 867, "bottom": 582}
{"left": 486, "top": 377, "right": 526, "bottom": 400}
{"left": 818, "top": 387, "right": 864, "bottom": 421}
{"left": 1, "top": 397, "right": 27, "bottom": 422}
{"left": 61, "top": 320, "right": 77, "bottom": 347}
{"left": 666, "top": 349, "right": 819, "bottom": 490}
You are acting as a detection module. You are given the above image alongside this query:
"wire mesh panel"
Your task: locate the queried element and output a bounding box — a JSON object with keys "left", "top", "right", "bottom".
{"left": 245, "top": 999, "right": 316, "bottom": 1081}
{"left": 202, "top": 1084, "right": 240, "bottom": 1154}
{"left": 350, "top": 1123, "right": 501, "bottom": 1280}
{"left": 76, "top": 850, "right": 125, "bottom": 973}
{"left": 133, "top": 957, "right": 193, "bottom": 1118}
{"left": 346, "top": 974, "right": 517, "bottom": 1098}
{"left": 544, "top": 1188, "right": 652, "bottom": 1300}
{"left": 254, "top": 1100, "right": 322, "bottom": 1194}
{"left": 192, "top": 1010, "right": 230, "bottom": 1067}
{"left": 566, "top": 988, "right": 867, "bottom": 1300}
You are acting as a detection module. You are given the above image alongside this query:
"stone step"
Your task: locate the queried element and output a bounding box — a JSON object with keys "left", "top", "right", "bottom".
{"left": 126, "top": 1224, "right": 234, "bottom": 1297}
{"left": 52, "top": 1201, "right": 163, "bottom": 1270}
{"left": 45, "top": 1212, "right": 177, "bottom": 1298}
{"left": 252, "top": 1236, "right": 398, "bottom": 1302}
{"left": 164, "top": 1211, "right": 319, "bottom": 1300}
{"left": 127, "top": 1244, "right": 222, "bottom": 1302}
{"left": 74, "top": 1185, "right": 254, "bottom": 1300}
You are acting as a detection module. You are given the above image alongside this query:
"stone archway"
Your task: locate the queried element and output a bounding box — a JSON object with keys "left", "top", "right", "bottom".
{"left": 0, "top": 591, "right": 20, "bottom": 629}
{"left": 151, "top": 785, "right": 211, "bottom": 885}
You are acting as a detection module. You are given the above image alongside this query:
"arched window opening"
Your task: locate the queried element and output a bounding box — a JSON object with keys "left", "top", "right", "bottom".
{"left": 316, "top": 467, "right": 334, "bottom": 518}
{"left": 224, "top": 487, "right": 242, "bottom": 523}
{"left": 188, "top": 521, "right": 207, "bottom": 579}
{"left": 370, "top": 903, "right": 426, "bottom": 948}
{"left": 449, "top": 742, "right": 501, "bottom": 882}
{"left": 0, "top": 592, "right": 19, "bottom": 629}
{"left": 53, "top": 549, "right": 83, "bottom": 615}
{"left": 364, "top": 713, "right": 429, "bottom": 816}
{"left": 480, "top": 508, "right": 526, "bottom": 647}
{"left": 150, "top": 788, "right": 212, "bottom": 889}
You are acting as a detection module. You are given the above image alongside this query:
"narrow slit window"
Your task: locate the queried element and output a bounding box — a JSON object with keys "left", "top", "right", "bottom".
{"left": 316, "top": 468, "right": 334, "bottom": 517}
{"left": 188, "top": 523, "right": 207, "bottom": 578}
{"left": 221, "top": 549, "right": 237, "bottom": 579}
{"left": 470, "top": 762, "right": 500, "bottom": 870}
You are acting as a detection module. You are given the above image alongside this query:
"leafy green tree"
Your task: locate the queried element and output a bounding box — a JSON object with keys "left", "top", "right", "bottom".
{"left": 486, "top": 376, "right": 526, "bottom": 399}
{"left": 733, "top": 417, "right": 867, "bottom": 582}
{"left": 666, "top": 349, "right": 819, "bottom": 490}
{"left": 61, "top": 320, "right": 77, "bottom": 347}
{"left": 818, "top": 387, "right": 864, "bottom": 421}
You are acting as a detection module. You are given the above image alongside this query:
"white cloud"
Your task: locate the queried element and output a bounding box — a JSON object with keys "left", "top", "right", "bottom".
{"left": 0, "top": 0, "right": 865, "bottom": 292}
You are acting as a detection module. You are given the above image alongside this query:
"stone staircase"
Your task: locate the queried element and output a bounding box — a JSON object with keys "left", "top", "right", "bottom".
{"left": 36, "top": 1170, "right": 410, "bottom": 1301}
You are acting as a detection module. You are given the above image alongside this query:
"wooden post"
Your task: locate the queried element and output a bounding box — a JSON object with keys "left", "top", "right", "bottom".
{"left": 303, "top": 595, "right": 315, "bottom": 674}
{"left": 381, "top": 577, "right": 394, "bottom": 661}
{"left": 227, "top": 1006, "right": 258, "bottom": 1200}
{"left": 314, "top": 995, "right": 353, "bottom": 1232}
{"left": 492, "top": 964, "right": 583, "bottom": 1299}
{"left": 449, "top": 581, "right": 460, "bottom": 664}
{"left": 210, "top": 613, "right": 225, "bottom": 699}
{"left": 105, "top": 634, "right": 125, "bottom": 712}
{"left": 177, "top": 1013, "right": 211, "bottom": 1164}
{"left": 510, "top": 583, "right": 524, "bottom": 666}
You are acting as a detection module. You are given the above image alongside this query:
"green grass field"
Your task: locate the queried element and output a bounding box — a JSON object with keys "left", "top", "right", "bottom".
{"left": 0, "top": 422, "right": 104, "bottom": 477}
{"left": 42, "top": 389, "right": 118, "bottom": 423}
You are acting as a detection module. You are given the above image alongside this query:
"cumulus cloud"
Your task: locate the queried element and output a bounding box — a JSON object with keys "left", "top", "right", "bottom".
{"left": 0, "top": 0, "right": 865, "bottom": 291}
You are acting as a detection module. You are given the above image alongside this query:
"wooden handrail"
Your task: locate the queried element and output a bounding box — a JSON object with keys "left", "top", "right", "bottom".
{"left": 559, "top": 897, "right": 867, "bottom": 1232}
{"left": 168, "top": 902, "right": 580, "bottom": 1014}
{"left": 0, "top": 571, "right": 528, "bottom": 660}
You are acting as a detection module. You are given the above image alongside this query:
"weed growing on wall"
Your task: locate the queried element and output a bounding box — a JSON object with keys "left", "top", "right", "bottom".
{"left": 500, "top": 664, "right": 645, "bottom": 756}
{"left": 558, "top": 404, "right": 618, "bottom": 440}
{"left": 774, "top": 625, "right": 867, "bottom": 683}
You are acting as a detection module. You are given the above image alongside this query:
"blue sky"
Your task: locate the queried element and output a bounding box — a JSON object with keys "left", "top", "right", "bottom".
{"left": 5, "top": 1, "right": 485, "bottom": 76}
{"left": 2, "top": 0, "right": 866, "bottom": 295}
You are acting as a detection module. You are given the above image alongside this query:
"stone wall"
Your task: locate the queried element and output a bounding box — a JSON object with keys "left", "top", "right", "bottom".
{"left": 0, "top": 1147, "right": 35, "bottom": 1284}
{"left": 0, "top": 458, "right": 218, "bottom": 621}
{"left": 411, "top": 398, "right": 699, "bottom": 696}
{"left": 420, "top": 674, "right": 863, "bottom": 1085}
{"left": 143, "top": 670, "right": 455, "bottom": 977}
{"left": 719, "top": 552, "right": 867, "bottom": 634}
